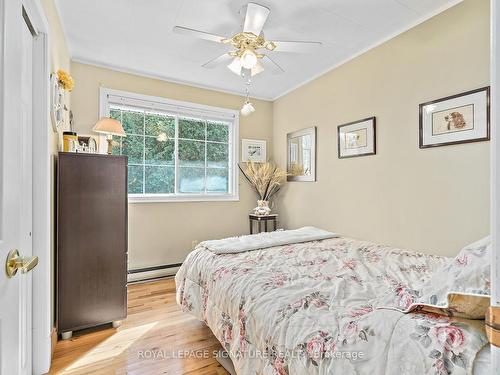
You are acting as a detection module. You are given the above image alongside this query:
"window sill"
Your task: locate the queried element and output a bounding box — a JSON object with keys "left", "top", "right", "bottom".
{"left": 128, "top": 194, "right": 240, "bottom": 203}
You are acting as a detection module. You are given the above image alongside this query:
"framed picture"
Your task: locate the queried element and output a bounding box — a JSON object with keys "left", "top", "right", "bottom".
{"left": 419, "top": 87, "right": 490, "bottom": 148}
{"left": 242, "top": 139, "right": 266, "bottom": 162}
{"left": 338, "top": 117, "right": 376, "bottom": 159}
{"left": 50, "top": 73, "right": 64, "bottom": 132}
{"left": 77, "top": 135, "right": 99, "bottom": 153}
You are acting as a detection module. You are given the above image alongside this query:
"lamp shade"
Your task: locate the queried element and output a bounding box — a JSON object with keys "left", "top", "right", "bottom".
{"left": 92, "top": 117, "right": 126, "bottom": 137}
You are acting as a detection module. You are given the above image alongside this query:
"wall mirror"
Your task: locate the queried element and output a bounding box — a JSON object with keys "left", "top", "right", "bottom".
{"left": 287, "top": 126, "right": 316, "bottom": 182}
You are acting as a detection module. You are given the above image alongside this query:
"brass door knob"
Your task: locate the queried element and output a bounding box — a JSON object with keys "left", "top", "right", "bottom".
{"left": 5, "top": 249, "right": 38, "bottom": 278}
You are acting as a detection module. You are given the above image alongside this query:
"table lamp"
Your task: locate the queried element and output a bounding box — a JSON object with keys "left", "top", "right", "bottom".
{"left": 92, "top": 117, "right": 126, "bottom": 154}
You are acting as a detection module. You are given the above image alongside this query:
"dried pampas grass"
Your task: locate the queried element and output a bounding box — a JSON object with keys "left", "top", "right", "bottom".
{"left": 238, "top": 161, "right": 288, "bottom": 201}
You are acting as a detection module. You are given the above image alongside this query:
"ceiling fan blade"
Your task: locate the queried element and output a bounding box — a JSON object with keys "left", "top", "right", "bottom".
{"left": 262, "top": 55, "right": 284, "bottom": 74}
{"left": 243, "top": 3, "right": 270, "bottom": 36}
{"left": 202, "top": 54, "right": 233, "bottom": 68}
{"left": 273, "top": 40, "right": 322, "bottom": 53}
{"left": 173, "top": 26, "right": 226, "bottom": 43}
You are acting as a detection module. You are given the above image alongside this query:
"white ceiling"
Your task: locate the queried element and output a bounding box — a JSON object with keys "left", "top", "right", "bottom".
{"left": 55, "top": 0, "right": 462, "bottom": 100}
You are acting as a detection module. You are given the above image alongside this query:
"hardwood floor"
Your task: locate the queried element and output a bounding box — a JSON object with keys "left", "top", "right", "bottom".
{"left": 48, "top": 278, "right": 229, "bottom": 375}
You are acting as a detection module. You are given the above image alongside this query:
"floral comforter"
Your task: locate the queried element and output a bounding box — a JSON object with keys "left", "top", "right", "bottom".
{"left": 175, "top": 237, "right": 487, "bottom": 375}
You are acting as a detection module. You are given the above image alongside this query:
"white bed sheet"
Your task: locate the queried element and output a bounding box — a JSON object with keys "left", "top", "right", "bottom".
{"left": 473, "top": 344, "right": 491, "bottom": 375}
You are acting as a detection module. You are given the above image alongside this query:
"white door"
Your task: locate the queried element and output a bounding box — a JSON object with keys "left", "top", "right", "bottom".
{"left": 0, "top": 1, "right": 37, "bottom": 374}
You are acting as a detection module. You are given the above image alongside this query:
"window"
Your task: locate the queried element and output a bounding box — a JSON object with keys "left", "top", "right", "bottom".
{"left": 100, "top": 88, "right": 239, "bottom": 202}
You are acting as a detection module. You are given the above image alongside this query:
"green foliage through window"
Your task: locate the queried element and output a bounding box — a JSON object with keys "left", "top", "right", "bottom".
{"left": 111, "top": 106, "right": 231, "bottom": 195}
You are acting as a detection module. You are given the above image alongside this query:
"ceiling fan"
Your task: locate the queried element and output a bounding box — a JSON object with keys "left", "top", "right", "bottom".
{"left": 173, "top": 2, "right": 322, "bottom": 78}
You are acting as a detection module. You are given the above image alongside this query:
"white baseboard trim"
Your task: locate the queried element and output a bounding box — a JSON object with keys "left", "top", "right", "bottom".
{"left": 127, "top": 266, "right": 179, "bottom": 283}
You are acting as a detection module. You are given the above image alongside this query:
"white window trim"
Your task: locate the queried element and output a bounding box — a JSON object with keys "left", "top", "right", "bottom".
{"left": 99, "top": 87, "right": 240, "bottom": 203}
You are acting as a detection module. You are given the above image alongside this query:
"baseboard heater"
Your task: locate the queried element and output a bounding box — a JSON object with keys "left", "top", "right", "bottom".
{"left": 128, "top": 263, "right": 182, "bottom": 283}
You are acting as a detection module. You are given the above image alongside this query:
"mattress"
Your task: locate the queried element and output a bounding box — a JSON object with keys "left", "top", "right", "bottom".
{"left": 176, "top": 237, "right": 489, "bottom": 374}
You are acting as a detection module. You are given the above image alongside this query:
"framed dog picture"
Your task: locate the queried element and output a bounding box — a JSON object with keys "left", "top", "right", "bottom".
{"left": 241, "top": 139, "right": 266, "bottom": 162}
{"left": 419, "top": 87, "right": 490, "bottom": 148}
{"left": 338, "top": 117, "right": 376, "bottom": 159}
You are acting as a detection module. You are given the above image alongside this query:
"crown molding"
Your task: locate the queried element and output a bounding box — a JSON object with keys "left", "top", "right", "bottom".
{"left": 271, "top": 0, "right": 464, "bottom": 101}
{"left": 71, "top": 56, "right": 274, "bottom": 102}
{"left": 64, "top": 0, "right": 462, "bottom": 102}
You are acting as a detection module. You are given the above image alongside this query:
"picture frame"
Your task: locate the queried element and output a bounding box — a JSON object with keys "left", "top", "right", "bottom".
{"left": 77, "top": 134, "right": 99, "bottom": 154}
{"left": 50, "top": 73, "right": 64, "bottom": 133}
{"left": 338, "top": 117, "right": 376, "bottom": 159}
{"left": 287, "top": 126, "right": 316, "bottom": 182}
{"left": 419, "top": 87, "right": 490, "bottom": 149}
{"left": 241, "top": 139, "right": 266, "bottom": 162}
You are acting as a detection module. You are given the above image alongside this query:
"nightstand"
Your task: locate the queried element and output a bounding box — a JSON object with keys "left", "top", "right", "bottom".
{"left": 249, "top": 214, "right": 278, "bottom": 234}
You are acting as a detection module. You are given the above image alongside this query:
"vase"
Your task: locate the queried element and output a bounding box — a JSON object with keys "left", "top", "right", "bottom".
{"left": 253, "top": 200, "right": 271, "bottom": 216}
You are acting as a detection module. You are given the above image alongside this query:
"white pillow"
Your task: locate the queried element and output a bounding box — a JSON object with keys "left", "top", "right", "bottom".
{"left": 426, "top": 236, "right": 490, "bottom": 298}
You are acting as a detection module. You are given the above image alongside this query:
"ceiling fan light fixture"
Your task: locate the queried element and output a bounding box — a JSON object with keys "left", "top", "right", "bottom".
{"left": 176, "top": 2, "right": 323, "bottom": 82}
{"left": 241, "top": 100, "right": 255, "bottom": 116}
{"left": 227, "top": 58, "right": 243, "bottom": 76}
{"left": 251, "top": 60, "right": 264, "bottom": 76}
{"left": 240, "top": 49, "right": 258, "bottom": 69}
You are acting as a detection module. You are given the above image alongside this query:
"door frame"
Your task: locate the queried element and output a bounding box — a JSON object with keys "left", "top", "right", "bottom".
{"left": 6, "top": 0, "right": 52, "bottom": 373}
{"left": 491, "top": 0, "right": 500, "bottom": 368}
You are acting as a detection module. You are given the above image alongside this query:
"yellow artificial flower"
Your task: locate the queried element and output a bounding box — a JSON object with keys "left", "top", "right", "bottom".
{"left": 57, "top": 69, "right": 74, "bottom": 92}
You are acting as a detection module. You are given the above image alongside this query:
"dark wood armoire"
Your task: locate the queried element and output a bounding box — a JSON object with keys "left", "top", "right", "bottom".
{"left": 57, "top": 152, "right": 128, "bottom": 338}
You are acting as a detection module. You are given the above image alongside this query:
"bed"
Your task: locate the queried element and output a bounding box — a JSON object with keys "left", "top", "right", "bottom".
{"left": 175, "top": 231, "right": 490, "bottom": 375}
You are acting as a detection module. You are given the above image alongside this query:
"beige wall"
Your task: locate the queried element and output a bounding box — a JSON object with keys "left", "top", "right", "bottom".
{"left": 41, "top": 0, "right": 72, "bottom": 324}
{"left": 70, "top": 62, "right": 273, "bottom": 269}
{"left": 41, "top": 0, "right": 71, "bottom": 144}
{"left": 42, "top": 0, "right": 70, "bottom": 73}
{"left": 273, "top": 0, "right": 490, "bottom": 257}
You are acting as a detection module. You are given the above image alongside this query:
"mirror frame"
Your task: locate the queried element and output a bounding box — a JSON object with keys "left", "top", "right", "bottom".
{"left": 286, "top": 126, "right": 317, "bottom": 182}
